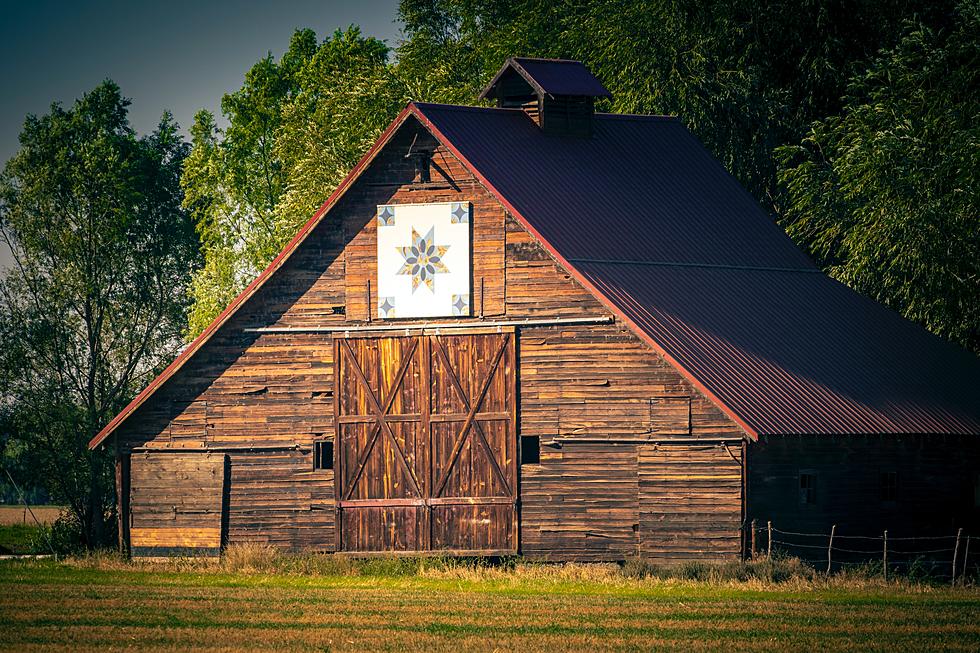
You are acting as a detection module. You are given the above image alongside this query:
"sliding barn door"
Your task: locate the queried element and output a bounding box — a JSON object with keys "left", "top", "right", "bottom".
{"left": 335, "top": 331, "right": 517, "bottom": 553}
{"left": 428, "top": 333, "right": 517, "bottom": 552}
{"left": 638, "top": 444, "right": 743, "bottom": 562}
{"left": 335, "top": 336, "right": 428, "bottom": 551}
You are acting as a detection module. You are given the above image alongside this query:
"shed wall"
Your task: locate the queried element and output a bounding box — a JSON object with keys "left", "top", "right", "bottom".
{"left": 747, "top": 435, "right": 980, "bottom": 558}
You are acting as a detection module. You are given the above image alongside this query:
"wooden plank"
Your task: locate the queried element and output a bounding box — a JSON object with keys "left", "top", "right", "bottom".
{"left": 130, "top": 527, "right": 221, "bottom": 548}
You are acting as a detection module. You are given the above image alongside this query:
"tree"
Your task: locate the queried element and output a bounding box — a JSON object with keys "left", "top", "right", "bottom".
{"left": 395, "top": 0, "right": 955, "bottom": 207}
{"left": 182, "top": 27, "right": 404, "bottom": 337}
{"left": 777, "top": 2, "right": 979, "bottom": 353}
{"left": 0, "top": 81, "right": 200, "bottom": 547}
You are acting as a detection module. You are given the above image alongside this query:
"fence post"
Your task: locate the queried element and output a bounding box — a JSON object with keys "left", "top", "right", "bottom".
{"left": 826, "top": 524, "right": 836, "bottom": 576}
{"left": 767, "top": 521, "right": 773, "bottom": 558}
{"left": 952, "top": 528, "right": 963, "bottom": 586}
{"left": 883, "top": 530, "right": 888, "bottom": 583}
{"left": 963, "top": 536, "right": 971, "bottom": 586}
{"left": 750, "top": 519, "right": 757, "bottom": 559}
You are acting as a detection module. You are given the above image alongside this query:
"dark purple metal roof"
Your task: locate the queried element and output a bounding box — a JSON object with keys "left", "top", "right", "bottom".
{"left": 414, "top": 102, "right": 980, "bottom": 436}
{"left": 480, "top": 58, "right": 612, "bottom": 99}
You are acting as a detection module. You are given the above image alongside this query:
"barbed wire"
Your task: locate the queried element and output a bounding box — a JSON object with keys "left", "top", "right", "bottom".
{"left": 748, "top": 521, "right": 974, "bottom": 583}
{"left": 763, "top": 526, "right": 960, "bottom": 542}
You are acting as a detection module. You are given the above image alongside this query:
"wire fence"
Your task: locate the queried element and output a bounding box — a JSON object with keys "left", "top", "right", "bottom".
{"left": 746, "top": 520, "right": 975, "bottom": 584}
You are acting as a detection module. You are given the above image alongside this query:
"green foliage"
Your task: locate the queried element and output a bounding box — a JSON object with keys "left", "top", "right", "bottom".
{"left": 395, "top": 0, "right": 951, "bottom": 207}
{"left": 181, "top": 27, "right": 406, "bottom": 337}
{"left": 778, "top": 3, "right": 980, "bottom": 352}
{"left": 0, "top": 81, "right": 200, "bottom": 547}
{"left": 0, "top": 524, "right": 39, "bottom": 554}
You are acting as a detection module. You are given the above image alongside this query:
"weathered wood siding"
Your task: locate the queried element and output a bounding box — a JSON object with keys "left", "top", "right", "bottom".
{"left": 115, "top": 117, "right": 747, "bottom": 559}
{"left": 747, "top": 435, "right": 980, "bottom": 555}
{"left": 129, "top": 452, "right": 226, "bottom": 556}
{"left": 638, "top": 444, "right": 743, "bottom": 562}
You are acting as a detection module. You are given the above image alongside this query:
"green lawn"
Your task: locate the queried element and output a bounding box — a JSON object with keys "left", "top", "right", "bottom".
{"left": 1, "top": 559, "right": 979, "bottom": 651}
{"left": 0, "top": 524, "right": 42, "bottom": 554}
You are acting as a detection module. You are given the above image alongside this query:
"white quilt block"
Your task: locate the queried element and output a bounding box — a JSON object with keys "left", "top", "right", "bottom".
{"left": 376, "top": 202, "right": 471, "bottom": 319}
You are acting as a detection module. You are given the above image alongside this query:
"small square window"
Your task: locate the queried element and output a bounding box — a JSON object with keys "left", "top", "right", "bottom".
{"left": 521, "top": 436, "right": 540, "bottom": 465}
{"left": 313, "top": 440, "right": 333, "bottom": 470}
{"left": 799, "top": 472, "right": 816, "bottom": 505}
{"left": 880, "top": 471, "right": 898, "bottom": 502}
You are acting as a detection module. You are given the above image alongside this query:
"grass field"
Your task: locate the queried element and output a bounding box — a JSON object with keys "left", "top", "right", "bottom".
{"left": 1, "top": 556, "right": 979, "bottom": 652}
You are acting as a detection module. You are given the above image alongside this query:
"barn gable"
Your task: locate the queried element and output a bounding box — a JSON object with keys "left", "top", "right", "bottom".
{"left": 93, "top": 98, "right": 980, "bottom": 450}
{"left": 103, "top": 106, "right": 744, "bottom": 557}
{"left": 91, "top": 104, "right": 753, "bottom": 451}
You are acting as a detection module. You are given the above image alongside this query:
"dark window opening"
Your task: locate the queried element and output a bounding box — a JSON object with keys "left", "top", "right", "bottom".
{"left": 974, "top": 473, "right": 980, "bottom": 508}
{"left": 521, "top": 435, "right": 540, "bottom": 465}
{"left": 880, "top": 471, "right": 898, "bottom": 502}
{"left": 799, "top": 472, "right": 816, "bottom": 505}
{"left": 313, "top": 440, "right": 333, "bottom": 470}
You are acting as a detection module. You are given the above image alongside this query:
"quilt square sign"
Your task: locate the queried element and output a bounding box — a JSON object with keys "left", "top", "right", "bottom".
{"left": 376, "top": 202, "right": 471, "bottom": 319}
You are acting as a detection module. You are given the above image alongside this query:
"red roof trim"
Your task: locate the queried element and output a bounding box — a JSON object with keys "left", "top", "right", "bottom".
{"left": 410, "top": 103, "right": 758, "bottom": 440}
{"left": 88, "top": 105, "right": 417, "bottom": 449}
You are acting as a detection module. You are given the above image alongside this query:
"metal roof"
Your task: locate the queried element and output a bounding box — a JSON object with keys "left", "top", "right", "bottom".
{"left": 91, "top": 100, "right": 980, "bottom": 449}
{"left": 479, "top": 57, "right": 612, "bottom": 100}
{"left": 413, "top": 102, "right": 980, "bottom": 436}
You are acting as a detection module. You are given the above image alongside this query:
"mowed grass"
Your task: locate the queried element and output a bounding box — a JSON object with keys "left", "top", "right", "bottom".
{"left": 1, "top": 558, "right": 979, "bottom": 652}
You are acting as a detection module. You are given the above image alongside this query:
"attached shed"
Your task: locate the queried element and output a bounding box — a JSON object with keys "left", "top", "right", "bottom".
{"left": 91, "top": 58, "right": 980, "bottom": 561}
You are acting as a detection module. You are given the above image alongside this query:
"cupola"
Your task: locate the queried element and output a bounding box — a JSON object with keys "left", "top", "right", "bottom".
{"left": 479, "top": 57, "right": 612, "bottom": 137}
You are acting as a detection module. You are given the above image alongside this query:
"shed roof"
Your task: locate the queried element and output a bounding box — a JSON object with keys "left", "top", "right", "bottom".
{"left": 479, "top": 57, "right": 612, "bottom": 100}
{"left": 90, "top": 101, "right": 980, "bottom": 449}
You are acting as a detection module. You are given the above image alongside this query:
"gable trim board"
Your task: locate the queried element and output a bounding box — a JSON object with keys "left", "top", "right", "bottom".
{"left": 90, "top": 101, "right": 980, "bottom": 450}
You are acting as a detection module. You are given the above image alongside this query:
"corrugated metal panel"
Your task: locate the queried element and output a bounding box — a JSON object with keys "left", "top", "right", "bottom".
{"left": 511, "top": 58, "right": 612, "bottom": 97}
{"left": 416, "top": 104, "right": 813, "bottom": 269}
{"left": 415, "top": 102, "right": 980, "bottom": 436}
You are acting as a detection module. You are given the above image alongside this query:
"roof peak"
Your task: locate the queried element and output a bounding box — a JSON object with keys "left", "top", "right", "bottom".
{"left": 478, "top": 57, "right": 612, "bottom": 101}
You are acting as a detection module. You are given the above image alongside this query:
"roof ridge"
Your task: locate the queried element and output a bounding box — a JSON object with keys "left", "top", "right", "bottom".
{"left": 512, "top": 57, "right": 583, "bottom": 64}
{"left": 412, "top": 101, "right": 680, "bottom": 122}
{"left": 568, "top": 258, "right": 821, "bottom": 273}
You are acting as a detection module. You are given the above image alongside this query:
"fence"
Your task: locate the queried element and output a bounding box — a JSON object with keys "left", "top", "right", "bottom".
{"left": 747, "top": 519, "right": 975, "bottom": 584}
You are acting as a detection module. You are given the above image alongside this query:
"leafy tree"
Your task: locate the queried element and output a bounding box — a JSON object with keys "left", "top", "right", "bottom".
{"left": 777, "top": 2, "right": 979, "bottom": 353}
{"left": 182, "top": 27, "right": 404, "bottom": 337}
{"left": 395, "top": 0, "right": 955, "bottom": 206}
{"left": 0, "top": 81, "right": 200, "bottom": 547}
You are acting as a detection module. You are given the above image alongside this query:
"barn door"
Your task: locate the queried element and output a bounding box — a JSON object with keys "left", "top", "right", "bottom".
{"left": 428, "top": 332, "right": 517, "bottom": 552}
{"left": 335, "top": 331, "right": 517, "bottom": 553}
{"left": 335, "top": 336, "right": 428, "bottom": 551}
{"left": 129, "top": 452, "right": 227, "bottom": 557}
{"left": 638, "top": 444, "right": 743, "bottom": 562}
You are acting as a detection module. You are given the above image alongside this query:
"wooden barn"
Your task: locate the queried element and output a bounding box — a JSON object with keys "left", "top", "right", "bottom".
{"left": 90, "top": 58, "right": 980, "bottom": 561}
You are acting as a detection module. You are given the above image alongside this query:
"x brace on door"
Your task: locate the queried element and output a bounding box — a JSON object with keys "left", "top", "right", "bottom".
{"left": 430, "top": 334, "right": 512, "bottom": 497}
{"left": 339, "top": 337, "right": 423, "bottom": 500}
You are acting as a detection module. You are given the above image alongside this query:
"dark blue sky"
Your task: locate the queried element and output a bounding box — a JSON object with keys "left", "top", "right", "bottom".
{"left": 1, "top": 0, "right": 401, "bottom": 270}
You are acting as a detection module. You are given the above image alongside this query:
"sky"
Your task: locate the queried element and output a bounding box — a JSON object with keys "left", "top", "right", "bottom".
{"left": 0, "top": 0, "right": 402, "bottom": 272}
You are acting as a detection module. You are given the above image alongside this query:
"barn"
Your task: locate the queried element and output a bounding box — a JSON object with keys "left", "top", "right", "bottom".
{"left": 90, "top": 58, "right": 980, "bottom": 561}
